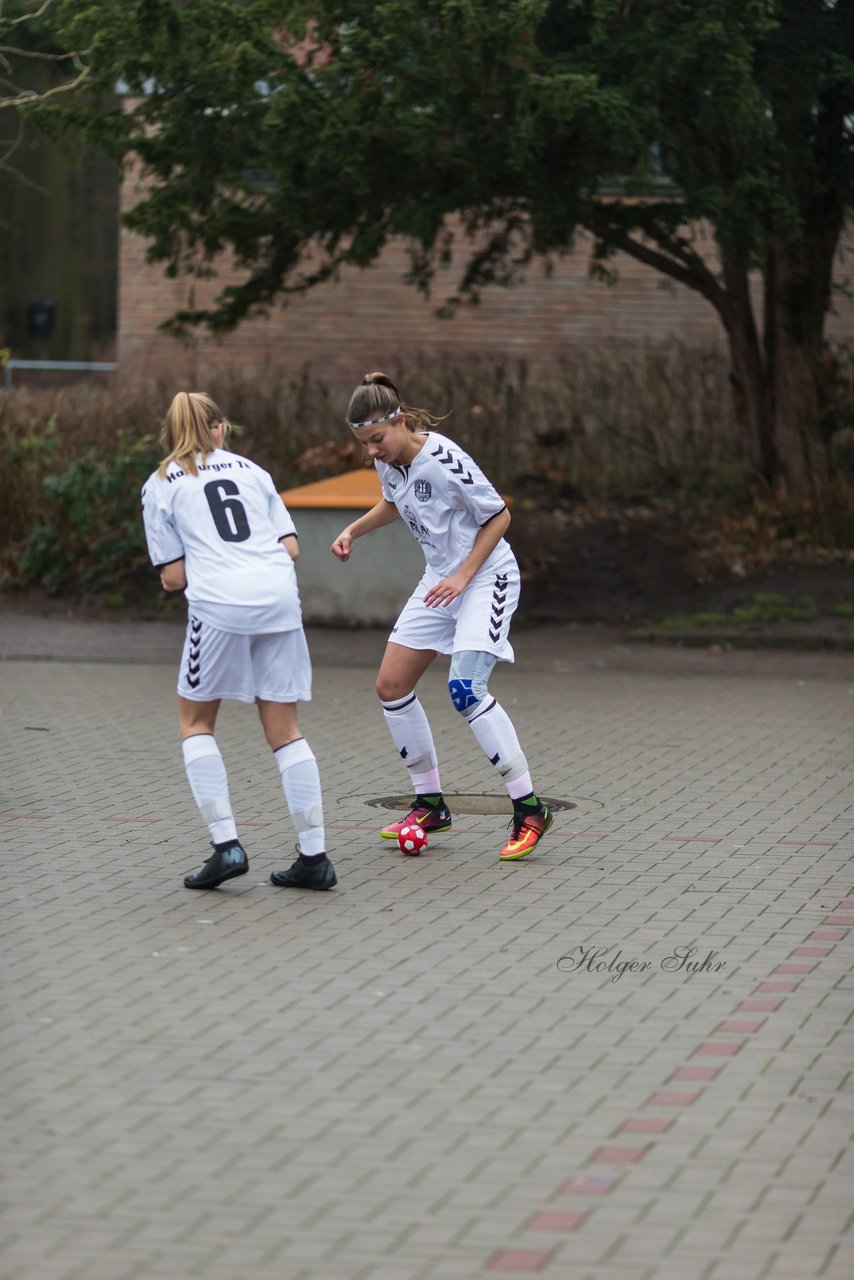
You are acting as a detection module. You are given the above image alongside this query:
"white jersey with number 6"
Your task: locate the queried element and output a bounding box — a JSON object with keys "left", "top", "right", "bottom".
{"left": 141, "top": 448, "right": 301, "bottom": 634}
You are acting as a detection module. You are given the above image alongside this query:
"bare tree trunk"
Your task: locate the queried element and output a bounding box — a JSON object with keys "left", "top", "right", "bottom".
{"left": 598, "top": 207, "right": 843, "bottom": 499}
{"left": 764, "top": 234, "right": 830, "bottom": 497}
{"left": 718, "top": 221, "right": 840, "bottom": 499}
{"left": 719, "top": 261, "right": 774, "bottom": 489}
{"left": 767, "top": 334, "right": 828, "bottom": 497}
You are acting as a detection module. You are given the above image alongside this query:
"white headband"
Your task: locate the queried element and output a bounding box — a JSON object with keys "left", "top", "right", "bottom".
{"left": 348, "top": 404, "right": 402, "bottom": 430}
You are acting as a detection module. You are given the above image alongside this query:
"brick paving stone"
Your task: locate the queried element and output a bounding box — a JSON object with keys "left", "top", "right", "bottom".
{"left": 526, "top": 1211, "right": 588, "bottom": 1232}
{"left": 620, "top": 1115, "right": 678, "bottom": 1142}
{"left": 671, "top": 1066, "right": 724, "bottom": 1081}
{"left": 592, "top": 1147, "right": 648, "bottom": 1164}
{"left": 560, "top": 1177, "right": 620, "bottom": 1196}
{"left": 647, "top": 1092, "right": 701, "bottom": 1107}
{"left": 486, "top": 1248, "right": 553, "bottom": 1271}
{"left": 2, "top": 624, "right": 853, "bottom": 1280}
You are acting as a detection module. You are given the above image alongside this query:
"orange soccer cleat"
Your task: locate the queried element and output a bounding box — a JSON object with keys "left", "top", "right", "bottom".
{"left": 380, "top": 801, "right": 452, "bottom": 840}
{"left": 499, "top": 805, "right": 554, "bottom": 861}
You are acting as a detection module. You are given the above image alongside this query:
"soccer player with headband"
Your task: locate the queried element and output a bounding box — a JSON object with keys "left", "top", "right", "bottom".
{"left": 141, "top": 390, "right": 336, "bottom": 892}
{"left": 331, "top": 372, "right": 553, "bottom": 862}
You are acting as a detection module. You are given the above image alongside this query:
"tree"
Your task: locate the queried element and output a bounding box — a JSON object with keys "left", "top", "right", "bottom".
{"left": 42, "top": 0, "right": 854, "bottom": 496}
{"left": 1, "top": 2, "right": 117, "bottom": 358}
{"left": 1, "top": 1, "right": 89, "bottom": 179}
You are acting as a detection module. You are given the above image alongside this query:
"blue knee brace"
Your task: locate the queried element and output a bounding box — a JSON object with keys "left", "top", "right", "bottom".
{"left": 448, "top": 650, "right": 499, "bottom": 718}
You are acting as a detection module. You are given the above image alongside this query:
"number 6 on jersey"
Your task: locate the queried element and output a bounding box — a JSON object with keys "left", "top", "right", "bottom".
{"left": 204, "top": 479, "right": 250, "bottom": 542}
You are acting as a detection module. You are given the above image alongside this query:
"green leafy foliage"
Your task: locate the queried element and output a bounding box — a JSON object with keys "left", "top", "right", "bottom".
{"left": 17, "top": 432, "right": 159, "bottom": 595}
{"left": 658, "top": 592, "right": 854, "bottom": 631}
{"left": 37, "top": 1, "right": 851, "bottom": 327}
{"left": 731, "top": 593, "right": 816, "bottom": 624}
{"left": 658, "top": 609, "right": 728, "bottom": 631}
{"left": 1, "top": 413, "right": 63, "bottom": 545}
{"left": 29, "top": 1, "right": 853, "bottom": 495}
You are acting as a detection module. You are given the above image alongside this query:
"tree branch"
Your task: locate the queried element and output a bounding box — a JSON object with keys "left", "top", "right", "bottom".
{"left": 0, "top": 0, "right": 89, "bottom": 110}
{"left": 0, "top": 60, "right": 87, "bottom": 109}
{"left": 0, "top": 44, "right": 87, "bottom": 63}
{"left": 606, "top": 229, "right": 728, "bottom": 316}
{"left": 3, "top": 1, "right": 59, "bottom": 33}
{"left": 0, "top": 108, "right": 47, "bottom": 193}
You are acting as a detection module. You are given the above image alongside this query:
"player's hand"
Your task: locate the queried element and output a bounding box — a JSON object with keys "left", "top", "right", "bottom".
{"left": 423, "top": 571, "right": 469, "bottom": 608}
{"left": 331, "top": 530, "right": 353, "bottom": 561}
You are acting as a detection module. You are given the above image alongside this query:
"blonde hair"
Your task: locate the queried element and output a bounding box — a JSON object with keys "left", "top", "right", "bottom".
{"left": 158, "top": 391, "right": 230, "bottom": 477}
{"left": 346, "top": 371, "right": 449, "bottom": 433}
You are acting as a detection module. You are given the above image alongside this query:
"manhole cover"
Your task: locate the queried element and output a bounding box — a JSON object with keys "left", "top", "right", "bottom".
{"left": 366, "top": 794, "right": 577, "bottom": 816}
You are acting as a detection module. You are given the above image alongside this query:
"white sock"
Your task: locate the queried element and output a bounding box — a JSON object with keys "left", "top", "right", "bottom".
{"left": 182, "top": 734, "right": 238, "bottom": 846}
{"left": 381, "top": 694, "right": 441, "bottom": 794}
{"left": 274, "top": 738, "right": 326, "bottom": 858}
{"left": 465, "top": 699, "right": 532, "bottom": 799}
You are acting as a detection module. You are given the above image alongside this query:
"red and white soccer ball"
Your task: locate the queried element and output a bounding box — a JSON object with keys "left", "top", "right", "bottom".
{"left": 398, "top": 823, "right": 427, "bottom": 855}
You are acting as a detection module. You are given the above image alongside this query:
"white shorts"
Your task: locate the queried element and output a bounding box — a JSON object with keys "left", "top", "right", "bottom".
{"left": 389, "top": 565, "right": 520, "bottom": 661}
{"left": 177, "top": 616, "right": 313, "bottom": 703}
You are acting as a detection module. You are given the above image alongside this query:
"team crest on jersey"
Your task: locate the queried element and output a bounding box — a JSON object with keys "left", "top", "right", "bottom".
{"left": 414, "top": 479, "right": 432, "bottom": 502}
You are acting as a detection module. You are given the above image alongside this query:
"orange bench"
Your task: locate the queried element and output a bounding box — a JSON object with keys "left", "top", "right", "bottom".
{"left": 280, "top": 468, "right": 382, "bottom": 510}
{"left": 279, "top": 469, "right": 423, "bottom": 626}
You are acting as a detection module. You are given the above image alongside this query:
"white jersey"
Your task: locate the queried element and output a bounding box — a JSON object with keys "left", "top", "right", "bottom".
{"left": 141, "top": 448, "right": 301, "bottom": 634}
{"left": 376, "top": 432, "right": 516, "bottom": 579}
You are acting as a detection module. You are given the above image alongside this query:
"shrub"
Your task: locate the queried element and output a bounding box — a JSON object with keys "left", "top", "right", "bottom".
{"left": 16, "top": 433, "right": 160, "bottom": 596}
{"left": 1, "top": 343, "right": 850, "bottom": 601}
{"left": 1, "top": 412, "right": 63, "bottom": 547}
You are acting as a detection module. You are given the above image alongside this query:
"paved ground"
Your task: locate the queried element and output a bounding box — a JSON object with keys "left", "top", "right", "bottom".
{"left": 2, "top": 609, "right": 853, "bottom": 1280}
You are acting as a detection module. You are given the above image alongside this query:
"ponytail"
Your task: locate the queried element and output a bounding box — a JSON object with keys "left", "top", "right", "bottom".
{"left": 158, "top": 391, "right": 229, "bottom": 477}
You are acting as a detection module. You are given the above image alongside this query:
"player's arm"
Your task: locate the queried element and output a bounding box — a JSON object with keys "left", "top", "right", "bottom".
{"left": 271, "top": 486, "right": 299, "bottom": 561}
{"left": 331, "top": 500, "right": 399, "bottom": 561}
{"left": 160, "top": 558, "right": 187, "bottom": 592}
{"left": 142, "top": 480, "right": 185, "bottom": 590}
{"left": 423, "top": 507, "right": 510, "bottom": 608}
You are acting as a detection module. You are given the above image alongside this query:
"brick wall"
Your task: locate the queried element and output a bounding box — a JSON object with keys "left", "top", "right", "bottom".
{"left": 117, "top": 163, "right": 854, "bottom": 379}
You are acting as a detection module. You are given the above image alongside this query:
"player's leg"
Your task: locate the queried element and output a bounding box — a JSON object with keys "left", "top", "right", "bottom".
{"left": 252, "top": 630, "right": 335, "bottom": 890}
{"left": 176, "top": 618, "right": 252, "bottom": 887}
{"left": 179, "top": 694, "right": 249, "bottom": 889}
{"left": 376, "top": 641, "right": 452, "bottom": 839}
{"left": 447, "top": 649, "right": 552, "bottom": 859}
{"left": 452, "top": 571, "right": 552, "bottom": 860}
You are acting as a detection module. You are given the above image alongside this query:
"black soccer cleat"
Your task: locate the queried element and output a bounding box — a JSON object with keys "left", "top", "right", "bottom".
{"left": 270, "top": 850, "right": 337, "bottom": 891}
{"left": 184, "top": 840, "right": 249, "bottom": 889}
